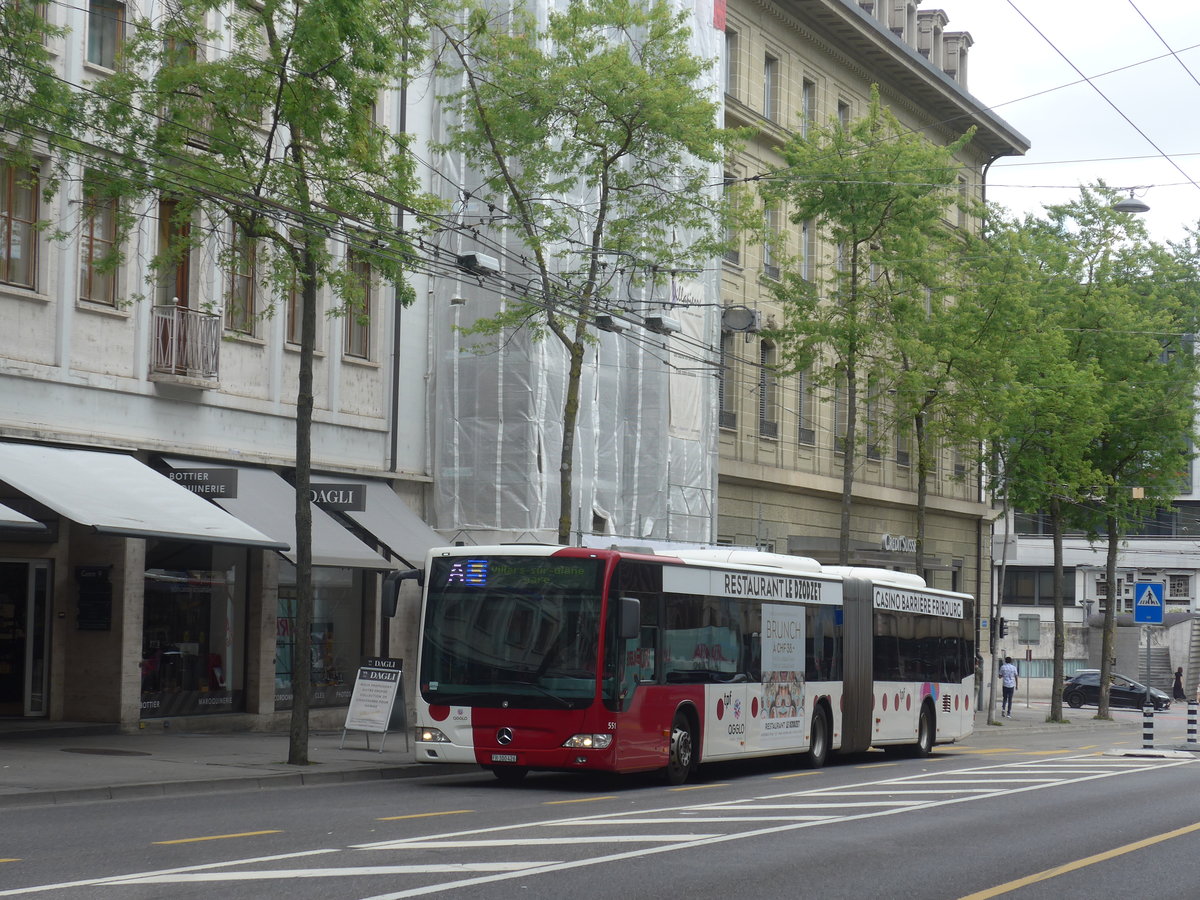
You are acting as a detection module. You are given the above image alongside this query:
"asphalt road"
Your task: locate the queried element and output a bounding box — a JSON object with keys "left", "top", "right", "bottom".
{"left": 2, "top": 722, "right": 1198, "bottom": 899}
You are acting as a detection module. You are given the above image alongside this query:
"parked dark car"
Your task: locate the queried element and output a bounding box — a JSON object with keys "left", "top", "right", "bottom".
{"left": 1062, "top": 671, "right": 1171, "bottom": 710}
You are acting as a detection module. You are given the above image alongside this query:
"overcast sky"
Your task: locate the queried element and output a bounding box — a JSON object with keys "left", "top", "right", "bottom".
{"left": 930, "top": 0, "right": 1200, "bottom": 244}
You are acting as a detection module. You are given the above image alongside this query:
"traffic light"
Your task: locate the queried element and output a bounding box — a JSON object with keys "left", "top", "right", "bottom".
{"left": 999, "top": 618, "right": 1008, "bottom": 638}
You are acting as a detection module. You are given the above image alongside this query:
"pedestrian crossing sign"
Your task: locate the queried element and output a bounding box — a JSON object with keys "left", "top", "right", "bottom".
{"left": 1134, "top": 582, "right": 1164, "bottom": 624}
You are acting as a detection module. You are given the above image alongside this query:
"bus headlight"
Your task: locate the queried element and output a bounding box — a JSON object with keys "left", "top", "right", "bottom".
{"left": 562, "top": 733, "right": 613, "bottom": 750}
{"left": 418, "top": 727, "right": 451, "bottom": 743}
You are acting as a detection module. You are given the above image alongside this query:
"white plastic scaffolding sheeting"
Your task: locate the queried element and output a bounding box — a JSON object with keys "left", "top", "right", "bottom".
{"left": 425, "top": 0, "right": 721, "bottom": 545}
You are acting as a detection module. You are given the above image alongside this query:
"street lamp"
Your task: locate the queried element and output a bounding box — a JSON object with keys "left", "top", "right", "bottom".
{"left": 1112, "top": 190, "right": 1150, "bottom": 215}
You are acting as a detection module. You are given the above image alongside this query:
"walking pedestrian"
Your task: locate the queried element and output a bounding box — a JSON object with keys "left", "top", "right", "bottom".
{"left": 999, "top": 656, "right": 1018, "bottom": 718}
{"left": 1174, "top": 667, "right": 1187, "bottom": 702}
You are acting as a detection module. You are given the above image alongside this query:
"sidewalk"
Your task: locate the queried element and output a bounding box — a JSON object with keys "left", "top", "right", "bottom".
{"left": 0, "top": 703, "right": 1180, "bottom": 809}
{"left": 0, "top": 724, "right": 457, "bottom": 809}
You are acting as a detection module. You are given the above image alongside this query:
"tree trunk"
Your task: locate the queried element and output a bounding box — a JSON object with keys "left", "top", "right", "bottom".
{"left": 988, "top": 481, "right": 1011, "bottom": 726}
{"left": 556, "top": 335, "right": 586, "bottom": 545}
{"left": 838, "top": 363, "right": 858, "bottom": 566}
{"left": 1099, "top": 496, "right": 1119, "bottom": 719}
{"left": 1050, "top": 496, "right": 1065, "bottom": 722}
{"left": 914, "top": 408, "right": 929, "bottom": 577}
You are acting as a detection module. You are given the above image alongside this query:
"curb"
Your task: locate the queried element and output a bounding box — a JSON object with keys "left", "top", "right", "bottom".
{"left": 0, "top": 762, "right": 465, "bottom": 809}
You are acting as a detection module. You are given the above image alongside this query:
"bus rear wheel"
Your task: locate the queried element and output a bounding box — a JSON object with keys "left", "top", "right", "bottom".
{"left": 912, "top": 703, "right": 934, "bottom": 757}
{"left": 665, "top": 712, "right": 695, "bottom": 785}
{"left": 803, "top": 706, "right": 829, "bottom": 769}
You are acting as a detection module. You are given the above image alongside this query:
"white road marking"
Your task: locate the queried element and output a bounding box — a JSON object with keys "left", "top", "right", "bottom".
{"left": 8, "top": 754, "right": 1191, "bottom": 898}
{"left": 112, "top": 863, "right": 554, "bottom": 883}
{"left": 0, "top": 849, "right": 340, "bottom": 896}
{"left": 359, "top": 834, "right": 719, "bottom": 850}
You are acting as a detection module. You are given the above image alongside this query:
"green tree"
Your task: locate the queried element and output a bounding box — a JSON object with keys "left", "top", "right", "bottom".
{"left": 761, "top": 86, "right": 972, "bottom": 564}
{"left": 435, "top": 0, "right": 739, "bottom": 543}
{"left": 1021, "top": 187, "right": 1198, "bottom": 720}
{"left": 954, "top": 211, "right": 1104, "bottom": 724}
{"left": 75, "top": 0, "right": 435, "bottom": 763}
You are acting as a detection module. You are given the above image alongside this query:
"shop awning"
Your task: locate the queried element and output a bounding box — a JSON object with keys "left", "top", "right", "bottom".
{"left": 0, "top": 443, "right": 286, "bottom": 548}
{"left": 0, "top": 500, "right": 46, "bottom": 532}
{"left": 311, "top": 475, "right": 444, "bottom": 566}
{"left": 162, "top": 460, "right": 390, "bottom": 569}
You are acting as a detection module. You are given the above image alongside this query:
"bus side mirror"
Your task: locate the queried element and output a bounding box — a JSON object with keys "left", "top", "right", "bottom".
{"left": 619, "top": 596, "right": 640, "bottom": 641}
{"left": 382, "top": 568, "right": 424, "bottom": 617}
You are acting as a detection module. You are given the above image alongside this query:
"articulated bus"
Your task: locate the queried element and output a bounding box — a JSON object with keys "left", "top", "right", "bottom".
{"left": 411, "top": 545, "right": 975, "bottom": 784}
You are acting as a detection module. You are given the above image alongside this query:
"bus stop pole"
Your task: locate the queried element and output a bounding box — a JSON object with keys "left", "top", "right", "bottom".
{"left": 1025, "top": 648, "right": 1031, "bottom": 709}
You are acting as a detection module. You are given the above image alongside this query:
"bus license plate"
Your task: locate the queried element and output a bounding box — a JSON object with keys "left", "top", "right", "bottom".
{"left": 491, "top": 753, "right": 518, "bottom": 763}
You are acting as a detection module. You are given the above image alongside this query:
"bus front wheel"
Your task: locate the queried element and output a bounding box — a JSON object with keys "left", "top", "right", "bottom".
{"left": 665, "top": 713, "right": 695, "bottom": 785}
{"left": 803, "top": 706, "right": 829, "bottom": 769}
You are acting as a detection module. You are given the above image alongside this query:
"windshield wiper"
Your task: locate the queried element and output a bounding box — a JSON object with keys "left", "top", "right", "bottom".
{"left": 499, "top": 679, "right": 575, "bottom": 709}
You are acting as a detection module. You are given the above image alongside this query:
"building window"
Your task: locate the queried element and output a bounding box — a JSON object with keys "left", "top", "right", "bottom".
{"left": 719, "top": 331, "right": 736, "bottom": 429}
{"left": 758, "top": 339, "right": 778, "bottom": 438}
{"left": 1001, "top": 566, "right": 1077, "bottom": 608}
{"left": 895, "top": 419, "right": 911, "bottom": 467}
{"left": 226, "top": 224, "right": 257, "bottom": 335}
{"left": 724, "top": 29, "right": 740, "bottom": 100}
{"left": 1170, "top": 574, "right": 1191, "bottom": 599}
{"left": 833, "top": 376, "right": 848, "bottom": 454}
{"left": 87, "top": 0, "right": 124, "bottom": 69}
{"left": 763, "top": 54, "right": 780, "bottom": 122}
{"left": 275, "top": 563, "right": 365, "bottom": 710}
{"left": 0, "top": 161, "right": 38, "bottom": 289}
{"left": 763, "top": 206, "right": 780, "bottom": 280}
{"left": 723, "top": 173, "right": 740, "bottom": 265}
{"left": 79, "top": 176, "right": 118, "bottom": 305}
{"left": 797, "top": 367, "right": 815, "bottom": 445}
{"left": 801, "top": 78, "right": 816, "bottom": 138}
{"left": 286, "top": 276, "right": 302, "bottom": 344}
{"left": 343, "top": 249, "right": 372, "bottom": 359}
{"left": 837, "top": 99, "right": 851, "bottom": 129}
{"left": 142, "top": 540, "right": 249, "bottom": 717}
{"left": 156, "top": 197, "right": 192, "bottom": 307}
{"left": 800, "top": 219, "right": 814, "bottom": 280}
{"left": 865, "top": 376, "right": 882, "bottom": 460}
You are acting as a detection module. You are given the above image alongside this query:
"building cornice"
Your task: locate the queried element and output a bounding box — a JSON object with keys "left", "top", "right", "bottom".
{"left": 740, "top": 0, "right": 1029, "bottom": 159}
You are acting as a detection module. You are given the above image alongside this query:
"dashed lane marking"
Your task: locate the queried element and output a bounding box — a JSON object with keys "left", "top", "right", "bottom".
{"left": 153, "top": 831, "right": 283, "bottom": 845}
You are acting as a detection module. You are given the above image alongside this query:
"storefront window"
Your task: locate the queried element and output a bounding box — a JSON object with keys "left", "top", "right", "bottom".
{"left": 274, "top": 564, "right": 365, "bottom": 709}
{"left": 141, "top": 540, "right": 248, "bottom": 717}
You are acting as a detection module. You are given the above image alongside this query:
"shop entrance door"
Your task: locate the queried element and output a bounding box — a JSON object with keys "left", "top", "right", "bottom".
{"left": 0, "top": 560, "right": 51, "bottom": 717}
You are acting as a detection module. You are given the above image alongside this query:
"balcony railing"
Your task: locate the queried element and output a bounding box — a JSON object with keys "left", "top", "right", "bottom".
{"left": 151, "top": 304, "right": 220, "bottom": 381}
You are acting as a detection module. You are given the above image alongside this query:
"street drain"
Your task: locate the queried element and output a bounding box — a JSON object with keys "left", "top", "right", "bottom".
{"left": 60, "top": 748, "right": 152, "bottom": 757}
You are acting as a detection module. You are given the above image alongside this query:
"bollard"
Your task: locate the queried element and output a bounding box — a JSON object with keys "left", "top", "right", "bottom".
{"left": 1143, "top": 704, "right": 1155, "bottom": 750}
{"left": 1189, "top": 700, "right": 1198, "bottom": 745}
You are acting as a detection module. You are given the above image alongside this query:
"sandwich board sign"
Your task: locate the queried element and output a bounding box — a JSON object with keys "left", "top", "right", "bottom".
{"left": 341, "top": 657, "right": 407, "bottom": 752}
{"left": 1134, "top": 583, "right": 1164, "bottom": 625}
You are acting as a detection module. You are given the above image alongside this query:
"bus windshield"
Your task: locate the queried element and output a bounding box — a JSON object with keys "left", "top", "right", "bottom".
{"left": 420, "top": 555, "right": 606, "bottom": 710}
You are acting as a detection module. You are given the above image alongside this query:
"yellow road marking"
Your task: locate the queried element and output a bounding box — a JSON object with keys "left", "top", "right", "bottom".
{"left": 958, "top": 821, "right": 1200, "bottom": 900}
{"left": 669, "top": 783, "right": 729, "bottom": 791}
{"left": 378, "top": 809, "right": 474, "bottom": 821}
{"left": 153, "top": 830, "right": 281, "bottom": 845}
{"left": 0, "top": 859, "right": 21, "bottom": 864}
{"left": 958, "top": 748, "right": 1021, "bottom": 754}
{"left": 1020, "top": 750, "right": 1072, "bottom": 756}
{"left": 859, "top": 763, "right": 898, "bottom": 769}
{"left": 770, "top": 771, "right": 821, "bottom": 780}
{"left": 543, "top": 796, "right": 618, "bottom": 805}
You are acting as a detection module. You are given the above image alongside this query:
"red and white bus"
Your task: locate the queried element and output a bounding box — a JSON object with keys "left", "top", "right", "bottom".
{"left": 410, "top": 545, "right": 975, "bottom": 784}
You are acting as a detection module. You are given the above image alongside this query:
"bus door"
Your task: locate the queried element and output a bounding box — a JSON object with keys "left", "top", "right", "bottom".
{"left": 703, "top": 680, "right": 749, "bottom": 759}
{"left": 611, "top": 600, "right": 666, "bottom": 771}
